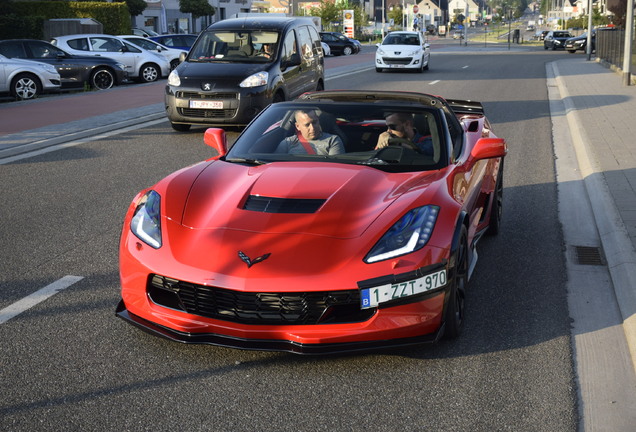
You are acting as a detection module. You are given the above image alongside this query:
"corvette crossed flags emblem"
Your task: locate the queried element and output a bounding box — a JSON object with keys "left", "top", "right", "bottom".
{"left": 238, "top": 251, "right": 271, "bottom": 268}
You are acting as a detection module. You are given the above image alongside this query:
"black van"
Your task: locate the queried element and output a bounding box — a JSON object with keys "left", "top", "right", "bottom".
{"left": 165, "top": 16, "right": 325, "bottom": 131}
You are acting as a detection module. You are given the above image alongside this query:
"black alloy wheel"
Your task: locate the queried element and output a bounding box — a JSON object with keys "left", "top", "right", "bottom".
{"left": 91, "top": 68, "right": 115, "bottom": 90}
{"left": 444, "top": 225, "right": 468, "bottom": 339}
{"left": 487, "top": 162, "right": 504, "bottom": 235}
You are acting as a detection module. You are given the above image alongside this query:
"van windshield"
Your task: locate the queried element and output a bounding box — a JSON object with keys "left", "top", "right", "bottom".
{"left": 188, "top": 30, "right": 280, "bottom": 63}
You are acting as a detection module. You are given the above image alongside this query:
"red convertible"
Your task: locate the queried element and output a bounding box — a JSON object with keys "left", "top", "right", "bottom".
{"left": 117, "top": 90, "right": 507, "bottom": 354}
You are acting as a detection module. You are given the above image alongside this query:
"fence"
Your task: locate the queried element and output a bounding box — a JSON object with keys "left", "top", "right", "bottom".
{"left": 596, "top": 29, "right": 636, "bottom": 71}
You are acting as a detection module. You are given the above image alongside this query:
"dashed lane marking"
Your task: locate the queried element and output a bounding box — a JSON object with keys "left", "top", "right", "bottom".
{"left": 0, "top": 275, "right": 84, "bottom": 324}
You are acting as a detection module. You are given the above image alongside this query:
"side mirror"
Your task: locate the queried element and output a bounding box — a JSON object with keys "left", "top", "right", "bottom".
{"left": 283, "top": 53, "right": 301, "bottom": 69}
{"left": 179, "top": 51, "right": 187, "bottom": 62}
{"left": 203, "top": 128, "right": 228, "bottom": 159}
{"left": 470, "top": 138, "right": 507, "bottom": 161}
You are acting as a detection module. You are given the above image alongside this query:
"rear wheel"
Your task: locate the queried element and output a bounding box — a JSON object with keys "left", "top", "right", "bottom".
{"left": 171, "top": 122, "right": 191, "bottom": 132}
{"left": 11, "top": 73, "right": 41, "bottom": 100}
{"left": 91, "top": 68, "right": 115, "bottom": 90}
{"left": 343, "top": 46, "right": 353, "bottom": 56}
{"left": 487, "top": 162, "right": 504, "bottom": 235}
{"left": 139, "top": 63, "right": 159, "bottom": 82}
{"left": 444, "top": 225, "right": 468, "bottom": 339}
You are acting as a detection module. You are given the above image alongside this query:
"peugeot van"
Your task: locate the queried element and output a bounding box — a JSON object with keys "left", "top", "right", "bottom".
{"left": 165, "top": 16, "right": 325, "bottom": 131}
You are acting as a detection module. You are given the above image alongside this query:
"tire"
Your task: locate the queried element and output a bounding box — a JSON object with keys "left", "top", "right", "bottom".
{"left": 11, "top": 73, "right": 41, "bottom": 100}
{"left": 423, "top": 57, "right": 429, "bottom": 71}
{"left": 487, "top": 162, "right": 504, "bottom": 235}
{"left": 567, "top": 50, "right": 576, "bottom": 54}
{"left": 171, "top": 122, "right": 191, "bottom": 132}
{"left": 544, "top": 45, "right": 548, "bottom": 50}
{"left": 444, "top": 225, "right": 468, "bottom": 339}
{"left": 139, "top": 63, "right": 160, "bottom": 83}
{"left": 272, "top": 92, "right": 285, "bottom": 104}
{"left": 375, "top": 67, "right": 383, "bottom": 73}
{"left": 91, "top": 68, "right": 115, "bottom": 90}
{"left": 343, "top": 46, "right": 353, "bottom": 56}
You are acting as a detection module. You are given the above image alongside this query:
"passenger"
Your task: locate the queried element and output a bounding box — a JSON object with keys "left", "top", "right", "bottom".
{"left": 277, "top": 110, "right": 345, "bottom": 155}
{"left": 375, "top": 112, "right": 433, "bottom": 155}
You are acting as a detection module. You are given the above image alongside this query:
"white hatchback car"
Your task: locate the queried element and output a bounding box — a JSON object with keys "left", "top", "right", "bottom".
{"left": 120, "top": 35, "right": 188, "bottom": 71}
{"left": 51, "top": 34, "right": 170, "bottom": 82}
{"left": 0, "top": 53, "right": 61, "bottom": 100}
{"left": 375, "top": 31, "right": 430, "bottom": 73}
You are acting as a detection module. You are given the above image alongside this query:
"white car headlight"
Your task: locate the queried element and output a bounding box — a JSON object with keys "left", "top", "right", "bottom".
{"left": 365, "top": 206, "right": 440, "bottom": 263}
{"left": 407, "top": 49, "right": 421, "bottom": 56}
{"left": 167, "top": 69, "right": 180, "bottom": 86}
{"left": 377, "top": 48, "right": 386, "bottom": 55}
{"left": 240, "top": 71, "right": 268, "bottom": 88}
{"left": 130, "top": 190, "right": 162, "bottom": 249}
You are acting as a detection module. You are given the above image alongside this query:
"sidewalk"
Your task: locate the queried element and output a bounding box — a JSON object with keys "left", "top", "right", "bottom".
{"left": 550, "top": 56, "right": 636, "bottom": 367}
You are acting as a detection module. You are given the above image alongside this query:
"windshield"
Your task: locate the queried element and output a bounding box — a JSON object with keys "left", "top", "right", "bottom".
{"left": 188, "top": 30, "right": 280, "bottom": 63}
{"left": 382, "top": 34, "right": 420, "bottom": 46}
{"left": 225, "top": 102, "right": 448, "bottom": 173}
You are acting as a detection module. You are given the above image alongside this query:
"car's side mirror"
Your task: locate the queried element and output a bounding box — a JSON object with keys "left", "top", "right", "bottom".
{"left": 179, "top": 51, "right": 187, "bottom": 62}
{"left": 204, "top": 128, "right": 228, "bottom": 159}
{"left": 282, "top": 53, "right": 301, "bottom": 70}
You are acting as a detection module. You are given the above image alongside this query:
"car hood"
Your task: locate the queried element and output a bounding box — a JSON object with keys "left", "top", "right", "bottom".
{"left": 176, "top": 60, "right": 267, "bottom": 82}
{"left": 164, "top": 161, "right": 440, "bottom": 240}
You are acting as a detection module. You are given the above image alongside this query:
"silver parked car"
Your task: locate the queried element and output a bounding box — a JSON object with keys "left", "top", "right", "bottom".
{"left": 0, "top": 53, "right": 61, "bottom": 100}
{"left": 51, "top": 34, "right": 170, "bottom": 82}
{"left": 120, "top": 35, "right": 187, "bottom": 71}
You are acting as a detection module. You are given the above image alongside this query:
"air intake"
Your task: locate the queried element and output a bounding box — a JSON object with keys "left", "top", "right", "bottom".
{"left": 243, "top": 195, "right": 325, "bottom": 214}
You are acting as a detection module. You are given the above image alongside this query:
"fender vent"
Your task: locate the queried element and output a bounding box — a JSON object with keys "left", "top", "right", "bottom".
{"left": 573, "top": 246, "right": 605, "bottom": 266}
{"left": 244, "top": 195, "right": 325, "bottom": 214}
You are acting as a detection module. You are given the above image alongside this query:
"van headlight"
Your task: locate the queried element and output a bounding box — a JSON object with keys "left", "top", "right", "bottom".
{"left": 167, "top": 69, "right": 180, "bottom": 86}
{"left": 240, "top": 71, "right": 268, "bottom": 88}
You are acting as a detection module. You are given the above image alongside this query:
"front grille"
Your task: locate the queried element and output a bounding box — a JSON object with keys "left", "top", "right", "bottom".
{"left": 176, "top": 91, "right": 238, "bottom": 99}
{"left": 148, "top": 275, "right": 374, "bottom": 325}
{"left": 382, "top": 57, "right": 413, "bottom": 65}
{"left": 244, "top": 195, "right": 326, "bottom": 213}
{"left": 178, "top": 108, "right": 237, "bottom": 119}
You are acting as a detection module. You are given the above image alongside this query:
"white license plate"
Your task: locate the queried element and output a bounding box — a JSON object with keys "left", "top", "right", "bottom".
{"left": 190, "top": 100, "right": 223, "bottom": 109}
{"left": 389, "top": 64, "right": 406, "bottom": 68}
{"left": 360, "top": 269, "right": 447, "bottom": 309}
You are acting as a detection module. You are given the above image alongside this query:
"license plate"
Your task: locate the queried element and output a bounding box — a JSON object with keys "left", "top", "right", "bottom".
{"left": 190, "top": 100, "right": 223, "bottom": 109}
{"left": 389, "top": 64, "right": 406, "bottom": 68}
{"left": 360, "top": 269, "right": 447, "bottom": 309}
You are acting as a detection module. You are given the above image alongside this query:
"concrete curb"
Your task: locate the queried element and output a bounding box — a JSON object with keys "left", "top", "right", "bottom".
{"left": 552, "top": 61, "right": 636, "bottom": 372}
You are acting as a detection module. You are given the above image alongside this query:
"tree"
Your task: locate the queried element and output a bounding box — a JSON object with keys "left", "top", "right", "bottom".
{"left": 606, "top": 0, "right": 626, "bottom": 27}
{"left": 179, "top": 0, "right": 215, "bottom": 32}
{"left": 120, "top": 0, "right": 147, "bottom": 17}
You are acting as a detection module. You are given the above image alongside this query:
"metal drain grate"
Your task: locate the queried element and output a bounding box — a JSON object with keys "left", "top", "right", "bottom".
{"left": 573, "top": 246, "right": 605, "bottom": 266}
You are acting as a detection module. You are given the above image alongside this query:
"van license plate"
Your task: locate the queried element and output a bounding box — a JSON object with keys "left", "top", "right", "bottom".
{"left": 190, "top": 100, "right": 223, "bottom": 109}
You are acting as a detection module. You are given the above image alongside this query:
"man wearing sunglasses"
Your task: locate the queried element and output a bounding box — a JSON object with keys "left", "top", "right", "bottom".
{"left": 375, "top": 112, "right": 433, "bottom": 155}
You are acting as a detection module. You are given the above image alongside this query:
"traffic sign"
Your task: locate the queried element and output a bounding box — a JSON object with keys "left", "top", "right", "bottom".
{"left": 413, "top": 5, "right": 419, "bottom": 13}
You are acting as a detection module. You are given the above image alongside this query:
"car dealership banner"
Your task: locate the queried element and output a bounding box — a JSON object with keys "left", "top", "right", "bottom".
{"left": 343, "top": 10, "right": 354, "bottom": 38}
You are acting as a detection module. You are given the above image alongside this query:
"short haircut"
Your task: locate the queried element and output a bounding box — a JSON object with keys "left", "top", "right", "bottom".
{"left": 384, "top": 112, "right": 413, "bottom": 123}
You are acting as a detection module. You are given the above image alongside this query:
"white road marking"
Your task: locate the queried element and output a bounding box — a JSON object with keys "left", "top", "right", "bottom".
{"left": 429, "top": 80, "right": 441, "bottom": 85}
{"left": 463, "top": 65, "right": 469, "bottom": 69}
{"left": 0, "top": 275, "right": 84, "bottom": 324}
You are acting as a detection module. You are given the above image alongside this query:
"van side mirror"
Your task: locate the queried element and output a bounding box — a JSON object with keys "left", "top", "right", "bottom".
{"left": 282, "top": 53, "right": 301, "bottom": 69}
{"left": 204, "top": 128, "right": 228, "bottom": 159}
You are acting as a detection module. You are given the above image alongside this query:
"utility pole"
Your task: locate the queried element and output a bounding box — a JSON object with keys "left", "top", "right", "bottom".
{"left": 622, "top": 0, "right": 634, "bottom": 85}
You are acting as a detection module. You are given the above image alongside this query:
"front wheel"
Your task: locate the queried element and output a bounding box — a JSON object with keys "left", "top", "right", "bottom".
{"left": 343, "top": 46, "right": 353, "bottom": 56}
{"left": 91, "top": 68, "right": 115, "bottom": 90}
{"left": 487, "top": 162, "right": 504, "bottom": 235}
{"left": 170, "top": 122, "right": 191, "bottom": 132}
{"left": 139, "top": 63, "right": 159, "bottom": 82}
{"left": 375, "top": 67, "right": 383, "bottom": 73}
{"left": 11, "top": 73, "right": 41, "bottom": 100}
{"left": 444, "top": 225, "right": 468, "bottom": 339}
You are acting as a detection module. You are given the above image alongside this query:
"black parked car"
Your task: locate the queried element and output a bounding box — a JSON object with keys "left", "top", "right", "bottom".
{"left": 543, "top": 31, "right": 573, "bottom": 50}
{"left": 0, "top": 39, "right": 127, "bottom": 90}
{"left": 319, "top": 32, "right": 360, "bottom": 56}
{"left": 564, "top": 27, "right": 617, "bottom": 53}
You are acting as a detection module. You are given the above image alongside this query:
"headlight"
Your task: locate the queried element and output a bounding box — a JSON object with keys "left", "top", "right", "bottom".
{"left": 39, "top": 64, "right": 58, "bottom": 74}
{"left": 407, "top": 49, "right": 421, "bottom": 56}
{"left": 365, "top": 206, "right": 439, "bottom": 263}
{"left": 130, "top": 190, "right": 162, "bottom": 249}
{"left": 167, "top": 69, "right": 180, "bottom": 86}
{"left": 377, "top": 48, "right": 385, "bottom": 55}
{"left": 240, "top": 71, "right": 268, "bottom": 88}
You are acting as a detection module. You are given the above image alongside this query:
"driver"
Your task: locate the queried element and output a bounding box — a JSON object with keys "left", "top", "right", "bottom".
{"left": 375, "top": 112, "right": 433, "bottom": 155}
{"left": 277, "top": 110, "right": 345, "bottom": 155}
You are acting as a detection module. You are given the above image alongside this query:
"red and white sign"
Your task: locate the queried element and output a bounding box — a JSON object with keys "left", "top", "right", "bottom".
{"left": 413, "top": 5, "right": 419, "bottom": 13}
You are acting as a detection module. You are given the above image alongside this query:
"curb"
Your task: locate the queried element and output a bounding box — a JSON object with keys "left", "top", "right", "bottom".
{"left": 552, "top": 61, "right": 636, "bottom": 371}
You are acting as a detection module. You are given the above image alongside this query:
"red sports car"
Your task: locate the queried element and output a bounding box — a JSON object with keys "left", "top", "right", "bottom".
{"left": 117, "top": 90, "right": 507, "bottom": 354}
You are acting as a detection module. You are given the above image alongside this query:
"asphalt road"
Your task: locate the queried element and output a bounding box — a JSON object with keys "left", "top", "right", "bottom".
{"left": 1, "top": 50, "right": 579, "bottom": 430}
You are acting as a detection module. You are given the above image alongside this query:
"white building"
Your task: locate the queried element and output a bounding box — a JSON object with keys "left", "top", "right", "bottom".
{"left": 415, "top": 0, "right": 443, "bottom": 29}
{"left": 133, "top": 0, "right": 251, "bottom": 35}
{"left": 447, "top": 0, "right": 481, "bottom": 23}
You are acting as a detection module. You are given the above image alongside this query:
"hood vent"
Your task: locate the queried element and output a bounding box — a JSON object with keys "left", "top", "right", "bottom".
{"left": 243, "top": 195, "right": 326, "bottom": 214}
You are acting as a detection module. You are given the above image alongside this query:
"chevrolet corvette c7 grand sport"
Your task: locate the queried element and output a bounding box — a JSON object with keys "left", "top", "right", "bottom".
{"left": 116, "top": 90, "right": 507, "bottom": 355}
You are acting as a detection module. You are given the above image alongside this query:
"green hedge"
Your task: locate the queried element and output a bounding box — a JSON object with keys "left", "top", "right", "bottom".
{"left": 2, "top": 1, "right": 130, "bottom": 39}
